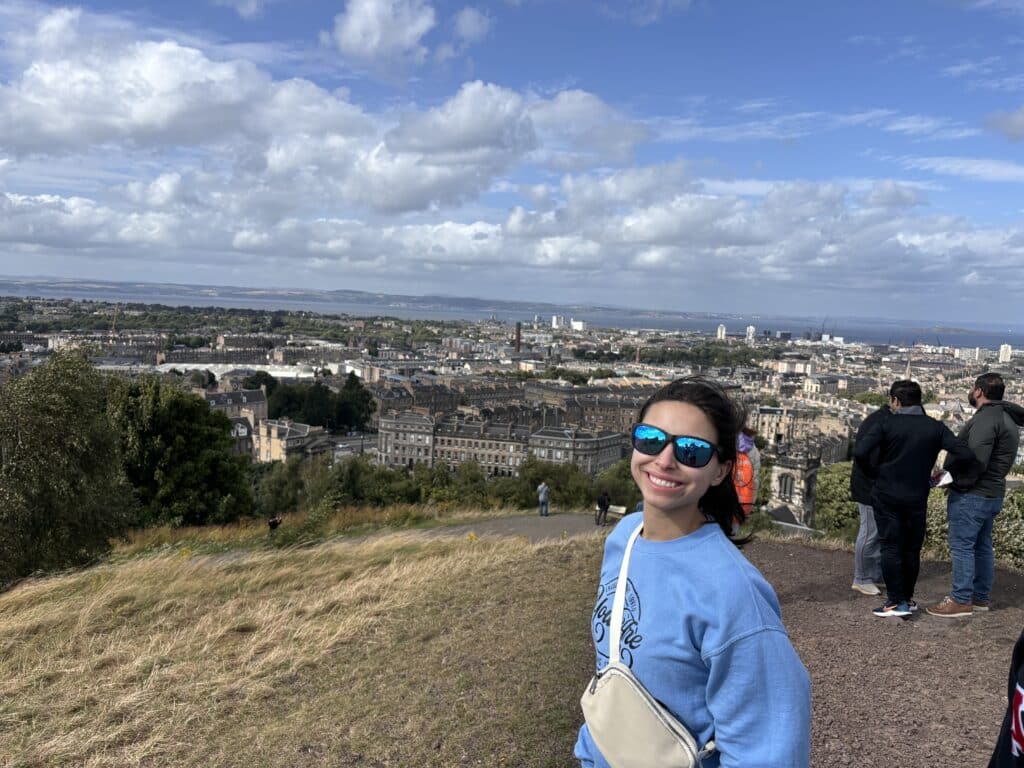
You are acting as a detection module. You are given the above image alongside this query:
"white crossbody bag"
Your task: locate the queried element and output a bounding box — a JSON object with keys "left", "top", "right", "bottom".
{"left": 580, "top": 520, "right": 716, "bottom": 768}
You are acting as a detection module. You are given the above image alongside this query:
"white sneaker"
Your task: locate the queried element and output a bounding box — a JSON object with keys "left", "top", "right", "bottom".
{"left": 851, "top": 582, "right": 881, "bottom": 596}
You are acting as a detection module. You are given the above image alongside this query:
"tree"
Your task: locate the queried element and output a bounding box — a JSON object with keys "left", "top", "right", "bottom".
{"left": 813, "top": 462, "right": 858, "bottom": 540}
{"left": 336, "top": 372, "right": 375, "bottom": 430}
{"left": 854, "top": 391, "right": 889, "bottom": 407}
{"left": 108, "top": 376, "right": 254, "bottom": 527}
{"left": 242, "top": 370, "right": 278, "bottom": 396}
{"left": 0, "top": 352, "right": 133, "bottom": 587}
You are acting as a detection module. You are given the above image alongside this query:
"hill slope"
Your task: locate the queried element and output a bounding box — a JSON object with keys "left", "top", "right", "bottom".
{"left": 1, "top": 516, "right": 1021, "bottom": 767}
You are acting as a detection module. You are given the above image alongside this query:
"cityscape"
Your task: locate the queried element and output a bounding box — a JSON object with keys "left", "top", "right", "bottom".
{"left": 2, "top": 290, "right": 1020, "bottom": 530}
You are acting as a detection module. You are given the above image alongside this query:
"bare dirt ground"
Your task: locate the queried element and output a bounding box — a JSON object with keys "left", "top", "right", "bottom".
{"left": 438, "top": 513, "right": 1022, "bottom": 767}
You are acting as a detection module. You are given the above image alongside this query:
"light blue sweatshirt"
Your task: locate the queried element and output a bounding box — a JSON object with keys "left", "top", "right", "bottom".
{"left": 574, "top": 518, "right": 811, "bottom": 768}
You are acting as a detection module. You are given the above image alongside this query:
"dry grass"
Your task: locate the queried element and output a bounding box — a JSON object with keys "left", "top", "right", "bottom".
{"left": 114, "top": 504, "right": 577, "bottom": 559}
{"left": 1, "top": 528, "right": 602, "bottom": 768}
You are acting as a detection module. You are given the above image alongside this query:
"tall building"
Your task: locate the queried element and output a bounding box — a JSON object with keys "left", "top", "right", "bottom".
{"left": 999, "top": 344, "right": 1012, "bottom": 363}
{"left": 745, "top": 325, "right": 756, "bottom": 345}
{"left": 551, "top": 315, "right": 565, "bottom": 330}
{"left": 716, "top": 324, "right": 727, "bottom": 341}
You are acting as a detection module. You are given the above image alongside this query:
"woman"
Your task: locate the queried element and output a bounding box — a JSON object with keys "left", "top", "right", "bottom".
{"left": 574, "top": 377, "right": 811, "bottom": 767}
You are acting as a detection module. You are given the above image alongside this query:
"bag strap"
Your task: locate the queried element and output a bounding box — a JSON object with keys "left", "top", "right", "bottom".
{"left": 608, "top": 519, "right": 645, "bottom": 665}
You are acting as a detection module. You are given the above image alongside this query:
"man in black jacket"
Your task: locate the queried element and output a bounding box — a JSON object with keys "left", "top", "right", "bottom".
{"left": 928, "top": 373, "right": 1024, "bottom": 618}
{"left": 849, "top": 404, "right": 890, "bottom": 596}
{"left": 853, "top": 380, "right": 976, "bottom": 618}
{"left": 989, "top": 628, "right": 1024, "bottom": 767}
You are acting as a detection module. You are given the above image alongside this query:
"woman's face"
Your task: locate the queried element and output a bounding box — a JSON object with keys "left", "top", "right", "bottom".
{"left": 630, "top": 400, "right": 731, "bottom": 518}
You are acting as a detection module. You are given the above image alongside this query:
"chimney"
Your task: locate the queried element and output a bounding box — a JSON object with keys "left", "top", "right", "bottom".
{"left": 515, "top": 321, "right": 521, "bottom": 354}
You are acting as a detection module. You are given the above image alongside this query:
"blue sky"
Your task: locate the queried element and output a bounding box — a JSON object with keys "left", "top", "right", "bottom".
{"left": 1, "top": 0, "right": 1024, "bottom": 322}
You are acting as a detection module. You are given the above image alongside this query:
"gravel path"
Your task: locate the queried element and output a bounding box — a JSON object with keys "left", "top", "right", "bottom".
{"left": 434, "top": 513, "right": 1023, "bottom": 767}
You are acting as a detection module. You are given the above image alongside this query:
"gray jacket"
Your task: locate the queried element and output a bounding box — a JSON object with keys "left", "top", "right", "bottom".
{"left": 944, "top": 400, "right": 1024, "bottom": 498}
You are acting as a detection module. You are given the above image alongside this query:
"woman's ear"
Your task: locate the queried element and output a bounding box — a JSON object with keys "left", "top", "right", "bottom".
{"left": 711, "top": 459, "right": 732, "bottom": 487}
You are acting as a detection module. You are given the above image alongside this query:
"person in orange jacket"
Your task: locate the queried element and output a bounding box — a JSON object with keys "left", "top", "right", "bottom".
{"left": 732, "top": 431, "right": 757, "bottom": 533}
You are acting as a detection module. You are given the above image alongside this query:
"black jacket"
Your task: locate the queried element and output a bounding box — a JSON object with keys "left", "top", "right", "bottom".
{"left": 944, "top": 401, "right": 1024, "bottom": 498}
{"left": 849, "top": 405, "right": 891, "bottom": 505}
{"left": 853, "top": 407, "right": 976, "bottom": 507}
{"left": 989, "top": 629, "right": 1024, "bottom": 767}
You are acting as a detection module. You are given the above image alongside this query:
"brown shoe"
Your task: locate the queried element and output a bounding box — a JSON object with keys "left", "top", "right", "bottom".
{"left": 925, "top": 596, "right": 973, "bottom": 618}
{"left": 972, "top": 599, "right": 991, "bottom": 612}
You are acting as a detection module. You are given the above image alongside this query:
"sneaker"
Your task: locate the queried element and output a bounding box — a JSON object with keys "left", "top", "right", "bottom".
{"left": 873, "top": 602, "right": 912, "bottom": 618}
{"left": 852, "top": 582, "right": 881, "bottom": 596}
{"left": 907, "top": 600, "right": 919, "bottom": 613}
{"left": 972, "top": 599, "right": 991, "bottom": 612}
{"left": 925, "top": 596, "right": 973, "bottom": 618}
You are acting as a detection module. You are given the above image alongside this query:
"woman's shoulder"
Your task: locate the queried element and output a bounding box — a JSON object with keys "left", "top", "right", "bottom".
{"left": 700, "top": 530, "right": 784, "bottom": 610}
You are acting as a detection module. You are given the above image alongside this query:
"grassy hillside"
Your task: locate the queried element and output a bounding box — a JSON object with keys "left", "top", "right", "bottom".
{"left": 1, "top": 528, "right": 602, "bottom": 768}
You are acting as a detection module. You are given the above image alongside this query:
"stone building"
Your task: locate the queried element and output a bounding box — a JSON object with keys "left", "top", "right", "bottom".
{"left": 204, "top": 388, "right": 268, "bottom": 426}
{"left": 528, "top": 427, "right": 627, "bottom": 475}
{"left": 254, "top": 418, "right": 331, "bottom": 463}
{"left": 376, "top": 411, "right": 628, "bottom": 476}
{"left": 767, "top": 453, "right": 821, "bottom": 527}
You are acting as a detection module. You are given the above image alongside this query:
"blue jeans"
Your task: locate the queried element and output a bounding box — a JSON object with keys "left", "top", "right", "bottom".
{"left": 853, "top": 503, "right": 882, "bottom": 585}
{"left": 538, "top": 500, "right": 549, "bottom": 517}
{"left": 947, "top": 491, "right": 1003, "bottom": 604}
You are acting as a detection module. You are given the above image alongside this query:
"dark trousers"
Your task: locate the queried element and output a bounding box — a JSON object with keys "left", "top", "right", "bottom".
{"left": 872, "top": 497, "right": 927, "bottom": 605}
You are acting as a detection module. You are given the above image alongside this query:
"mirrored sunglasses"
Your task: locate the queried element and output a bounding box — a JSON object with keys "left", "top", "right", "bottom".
{"left": 631, "top": 423, "right": 718, "bottom": 468}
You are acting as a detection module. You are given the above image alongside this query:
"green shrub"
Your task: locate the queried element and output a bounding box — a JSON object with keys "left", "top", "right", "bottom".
{"left": 924, "top": 487, "right": 1024, "bottom": 569}
{"left": 813, "top": 462, "right": 859, "bottom": 542}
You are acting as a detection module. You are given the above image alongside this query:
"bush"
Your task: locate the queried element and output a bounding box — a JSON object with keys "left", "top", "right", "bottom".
{"left": 813, "top": 462, "right": 859, "bottom": 541}
{"left": 925, "top": 486, "right": 1024, "bottom": 569}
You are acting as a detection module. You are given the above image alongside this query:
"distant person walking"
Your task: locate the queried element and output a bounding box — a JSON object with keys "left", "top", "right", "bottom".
{"left": 928, "top": 374, "right": 1024, "bottom": 618}
{"left": 537, "top": 480, "right": 550, "bottom": 517}
{"left": 595, "top": 490, "right": 611, "bottom": 526}
{"left": 849, "top": 403, "right": 891, "bottom": 597}
{"left": 853, "top": 380, "right": 976, "bottom": 618}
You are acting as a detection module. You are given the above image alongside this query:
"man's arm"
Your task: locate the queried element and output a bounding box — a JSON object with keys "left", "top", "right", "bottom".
{"left": 852, "top": 422, "right": 883, "bottom": 472}
{"left": 941, "top": 426, "right": 983, "bottom": 480}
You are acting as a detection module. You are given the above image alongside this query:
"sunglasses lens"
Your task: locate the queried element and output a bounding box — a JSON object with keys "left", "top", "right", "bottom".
{"left": 632, "top": 424, "right": 668, "bottom": 456}
{"left": 673, "top": 437, "right": 714, "bottom": 467}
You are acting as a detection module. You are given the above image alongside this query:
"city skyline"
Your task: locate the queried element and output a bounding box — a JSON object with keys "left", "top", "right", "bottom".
{"left": 2, "top": 0, "right": 1024, "bottom": 322}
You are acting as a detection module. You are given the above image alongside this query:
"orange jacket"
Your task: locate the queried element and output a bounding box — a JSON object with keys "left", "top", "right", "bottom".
{"left": 733, "top": 452, "right": 756, "bottom": 514}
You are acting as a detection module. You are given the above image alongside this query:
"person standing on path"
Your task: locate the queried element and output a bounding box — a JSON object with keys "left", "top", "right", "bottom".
{"left": 849, "top": 403, "right": 891, "bottom": 597}
{"left": 853, "top": 380, "right": 976, "bottom": 618}
{"left": 537, "top": 480, "right": 550, "bottom": 517}
{"left": 927, "top": 374, "right": 1024, "bottom": 618}
{"left": 595, "top": 490, "right": 611, "bottom": 526}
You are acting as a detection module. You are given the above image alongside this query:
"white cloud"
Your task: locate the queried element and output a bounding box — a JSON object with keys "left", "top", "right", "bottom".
{"left": 326, "top": 0, "right": 436, "bottom": 69}
{"left": 529, "top": 90, "right": 649, "bottom": 166}
{"left": 986, "top": 107, "right": 1024, "bottom": 140}
{"left": 453, "top": 7, "right": 490, "bottom": 45}
{"left": 898, "top": 154, "right": 1024, "bottom": 181}
{"left": 605, "top": 0, "right": 693, "bottom": 26}
{"left": 862, "top": 180, "right": 927, "bottom": 209}
{"left": 213, "top": 0, "right": 268, "bottom": 19}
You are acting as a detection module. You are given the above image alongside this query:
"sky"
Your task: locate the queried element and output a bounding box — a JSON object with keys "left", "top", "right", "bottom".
{"left": 1, "top": 0, "right": 1024, "bottom": 323}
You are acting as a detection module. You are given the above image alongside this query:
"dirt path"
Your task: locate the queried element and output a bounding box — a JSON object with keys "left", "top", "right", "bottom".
{"left": 433, "top": 513, "right": 1023, "bottom": 767}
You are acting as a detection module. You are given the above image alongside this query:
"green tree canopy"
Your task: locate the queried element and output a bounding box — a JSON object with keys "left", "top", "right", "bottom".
{"left": 0, "top": 352, "right": 133, "bottom": 587}
{"left": 241, "top": 370, "right": 278, "bottom": 396}
{"left": 108, "top": 376, "right": 254, "bottom": 527}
